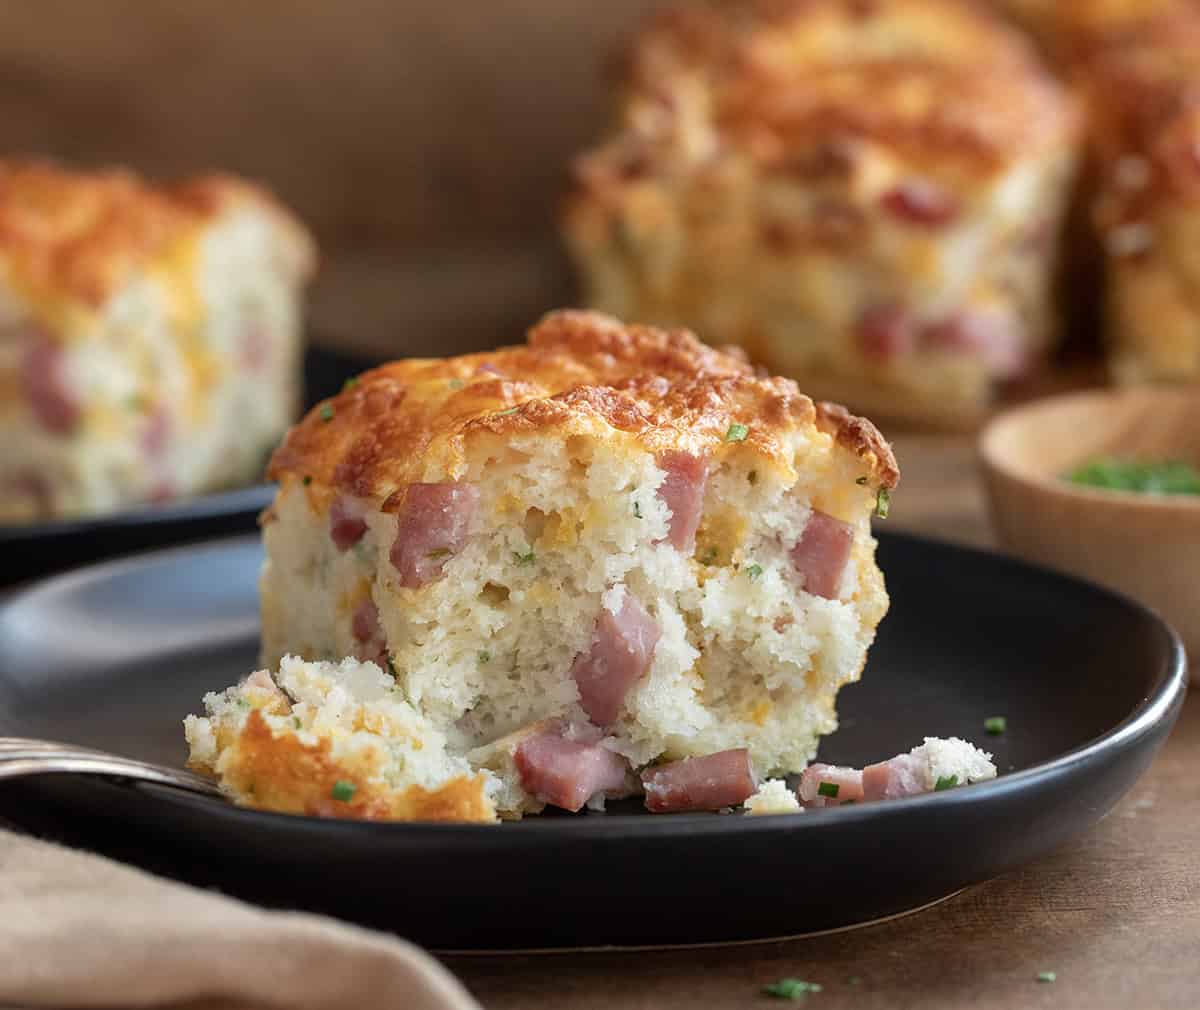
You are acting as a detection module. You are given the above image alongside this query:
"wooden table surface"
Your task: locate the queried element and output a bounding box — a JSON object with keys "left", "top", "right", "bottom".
{"left": 447, "top": 435, "right": 1199, "bottom": 1010}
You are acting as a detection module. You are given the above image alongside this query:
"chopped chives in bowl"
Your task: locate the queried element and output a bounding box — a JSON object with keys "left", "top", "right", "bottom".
{"left": 1064, "top": 457, "right": 1200, "bottom": 496}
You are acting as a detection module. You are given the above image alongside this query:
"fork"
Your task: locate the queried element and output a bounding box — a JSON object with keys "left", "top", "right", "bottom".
{"left": 0, "top": 737, "right": 223, "bottom": 798}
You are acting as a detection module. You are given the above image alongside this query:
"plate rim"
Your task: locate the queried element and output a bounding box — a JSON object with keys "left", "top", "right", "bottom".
{"left": 1, "top": 528, "right": 1187, "bottom": 839}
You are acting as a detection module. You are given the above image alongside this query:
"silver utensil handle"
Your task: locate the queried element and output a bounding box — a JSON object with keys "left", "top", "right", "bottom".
{"left": 0, "top": 739, "right": 223, "bottom": 797}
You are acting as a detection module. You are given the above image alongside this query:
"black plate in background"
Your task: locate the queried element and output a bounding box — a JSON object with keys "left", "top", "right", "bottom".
{"left": 1, "top": 344, "right": 379, "bottom": 588}
{"left": 0, "top": 531, "right": 1185, "bottom": 949}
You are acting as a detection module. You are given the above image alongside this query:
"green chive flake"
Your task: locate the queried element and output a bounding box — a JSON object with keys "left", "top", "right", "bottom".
{"left": 342, "top": 377, "right": 359, "bottom": 393}
{"left": 1037, "top": 972, "right": 1057, "bottom": 984}
{"left": 302, "top": 475, "right": 313, "bottom": 486}
{"left": 935, "top": 774, "right": 959, "bottom": 791}
{"left": 478, "top": 650, "right": 492, "bottom": 664}
{"left": 292, "top": 716, "right": 302, "bottom": 730}
{"left": 426, "top": 547, "right": 452, "bottom": 560}
{"left": 817, "top": 781, "right": 840, "bottom": 798}
{"left": 763, "top": 979, "right": 823, "bottom": 1000}
{"left": 725, "top": 422, "right": 749, "bottom": 443}
{"left": 746, "top": 563, "right": 763, "bottom": 581}
{"left": 985, "top": 716, "right": 1007, "bottom": 735}
{"left": 448, "top": 378, "right": 465, "bottom": 390}
{"left": 331, "top": 780, "right": 357, "bottom": 803}
{"left": 494, "top": 406, "right": 519, "bottom": 418}
{"left": 319, "top": 403, "right": 335, "bottom": 423}
{"left": 633, "top": 500, "right": 643, "bottom": 518}
{"left": 874, "top": 486, "right": 890, "bottom": 519}
{"left": 513, "top": 550, "right": 536, "bottom": 565}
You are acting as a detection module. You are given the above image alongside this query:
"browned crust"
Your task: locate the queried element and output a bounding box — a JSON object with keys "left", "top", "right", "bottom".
{"left": 1051, "top": 1, "right": 1200, "bottom": 215}
{"left": 583, "top": 0, "right": 1076, "bottom": 191}
{"left": 0, "top": 158, "right": 316, "bottom": 309}
{"left": 268, "top": 310, "right": 900, "bottom": 501}
{"left": 210, "top": 710, "right": 495, "bottom": 823}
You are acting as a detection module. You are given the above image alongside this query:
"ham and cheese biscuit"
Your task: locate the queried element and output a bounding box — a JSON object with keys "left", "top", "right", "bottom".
{"left": 190, "top": 310, "right": 898, "bottom": 821}
{"left": 563, "top": 0, "right": 1080, "bottom": 428}
{"left": 0, "top": 160, "right": 315, "bottom": 522}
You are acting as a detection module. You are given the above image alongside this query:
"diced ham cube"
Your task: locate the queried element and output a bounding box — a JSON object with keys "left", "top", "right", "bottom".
{"left": 350, "top": 597, "right": 389, "bottom": 668}
{"left": 798, "top": 763, "right": 865, "bottom": 808}
{"left": 330, "top": 494, "right": 370, "bottom": 552}
{"left": 880, "top": 180, "right": 960, "bottom": 227}
{"left": 789, "top": 510, "right": 853, "bottom": 600}
{"left": 922, "top": 311, "right": 1027, "bottom": 380}
{"left": 655, "top": 451, "right": 708, "bottom": 552}
{"left": 22, "top": 333, "right": 80, "bottom": 435}
{"left": 856, "top": 303, "right": 915, "bottom": 361}
{"left": 514, "top": 728, "right": 629, "bottom": 813}
{"left": 642, "top": 749, "right": 757, "bottom": 813}
{"left": 862, "top": 753, "right": 928, "bottom": 801}
{"left": 389, "top": 482, "right": 480, "bottom": 589}
{"left": 571, "top": 592, "right": 661, "bottom": 726}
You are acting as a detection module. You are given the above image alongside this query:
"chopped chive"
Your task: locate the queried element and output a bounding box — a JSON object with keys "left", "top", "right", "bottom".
{"left": 746, "top": 563, "right": 763, "bottom": 581}
{"left": 302, "top": 475, "right": 313, "bottom": 486}
{"left": 494, "top": 406, "right": 519, "bottom": 417}
{"left": 725, "top": 422, "right": 749, "bottom": 443}
{"left": 236, "top": 697, "right": 250, "bottom": 709}
{"left": 985, "top": 716, "right": 1007, "bottom": 735}
{"left": 319, "top": 403, "right": 335, "bottom": 422}
{"left": 513, "top": 550, "right": 536, "bottom": 565}
{"left": 386, "top": 656, "right": 398, "bottom": 677}
{"left": 763, "top": 979, "right": 823, "bottom": 999}
{"left": 874, "top": 486, "right": 890, "bottom": 519}
{"left": 817, "top": 781, "right": 840, "bottom": 798}
{"left": 633, "top": 500, "right": 643, "bottom": 518}
{"left": 1036, "top": 972, "right": 1057, "bottom": 984}
{"left": 478, "top": 650, "right": 492, "bottom": 664}
{"left": 935, "top": 774, "right": 959, "bottom": 791}
{"left": 426, "top": 547, "right": 452, "bottom": 560}
{"left": 292, "top": 716, "right": 302, "bottom": 729}
{"left": 342, "top": 377, "right": 359, "bottom": 393}
{"left": 855, "top": 476, "right": 868, "bottom": 485}
{"left": 331, "top": 780, "right": 357, "bottom": 802}
{"left": 448, "top": 378, "right": 465, "bottom": 390}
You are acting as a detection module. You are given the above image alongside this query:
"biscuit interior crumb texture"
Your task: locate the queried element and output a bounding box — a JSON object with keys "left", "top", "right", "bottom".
{"left": 744, "top": 778, "right": 803, "bottom": 816}
{"left": 189, "top": 309, "right": 898, "bottom": 822}
{"left": 563, "top": 0, "right": 1081, "bottom": 426}
{"left": 0, "top": 160, "right": 315, "bottom": 522}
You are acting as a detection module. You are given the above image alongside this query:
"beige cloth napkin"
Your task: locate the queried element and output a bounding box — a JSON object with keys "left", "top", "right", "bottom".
{"left": 0, "top": 827, "right": 482, "bottom": 1010}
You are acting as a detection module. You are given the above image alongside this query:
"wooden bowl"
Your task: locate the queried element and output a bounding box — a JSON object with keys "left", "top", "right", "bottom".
{"left": 980, "top": 388, "right": 1200, "bottom": 669}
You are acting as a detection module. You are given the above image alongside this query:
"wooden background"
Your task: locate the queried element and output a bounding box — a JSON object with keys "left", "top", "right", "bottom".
{"left": 0, "top": 1, "right": 673, "bottom": 355}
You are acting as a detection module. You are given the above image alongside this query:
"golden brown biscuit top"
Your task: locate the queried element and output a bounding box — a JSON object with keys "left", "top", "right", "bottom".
{"left": 1054, "top": 0, "right": 1200, "bottom": 211}
{"left": 0, "top": 159, "right": 316, "bottom": 311}
{"left": 606, "top": 0, "right": 1074, "bottom": 177}
{"left": 268, "top": 310, "right": 899, "bottom": 504}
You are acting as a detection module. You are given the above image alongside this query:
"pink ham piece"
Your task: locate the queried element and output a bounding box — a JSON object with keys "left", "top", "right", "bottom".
{"left": 798, "top": 764, "right": 865, "bottom": 808}
{"left": 642, "top": 749, "right": 757, "bottom": 813}
{"left": 22, "top": 333, "right": 80, "bottom": 435}
{"left": 571, "top": 593, "right": 661, "bottom": 726}
{"left": 880, "top": 180, "right": 960, "bottom": 227}
{"left": 862, "top": 754, "right": 928, "bottom": 802}
{"left": 655, "top": 451, "right": 708, "bottom": 552}
{"left": 330, "top": 494, "right": 370, "bottom": 552}
{"left": 789, "top": 510, "right": 854, "bottom": 600}
{"left": 389, "top": 482, "right": 480, "bottom": 588}
{"left": 514, "top": 727, "right": 629, "bottom": 813}
{"left": 856, "top": 303, "right": 915, "bottom": 361}
{"left": 922, "top": 311, "right": 1027, "bottom": 380}
{"left": 350, "top": 597, "right": 389, "bottom": 668}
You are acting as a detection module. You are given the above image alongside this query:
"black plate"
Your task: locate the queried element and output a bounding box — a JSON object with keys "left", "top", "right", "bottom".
{"left": 0, "top": 531, "right": 1185, "bottom": 949}
{"left": 1, "top": 344, "right": 378, "bottom": 588}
